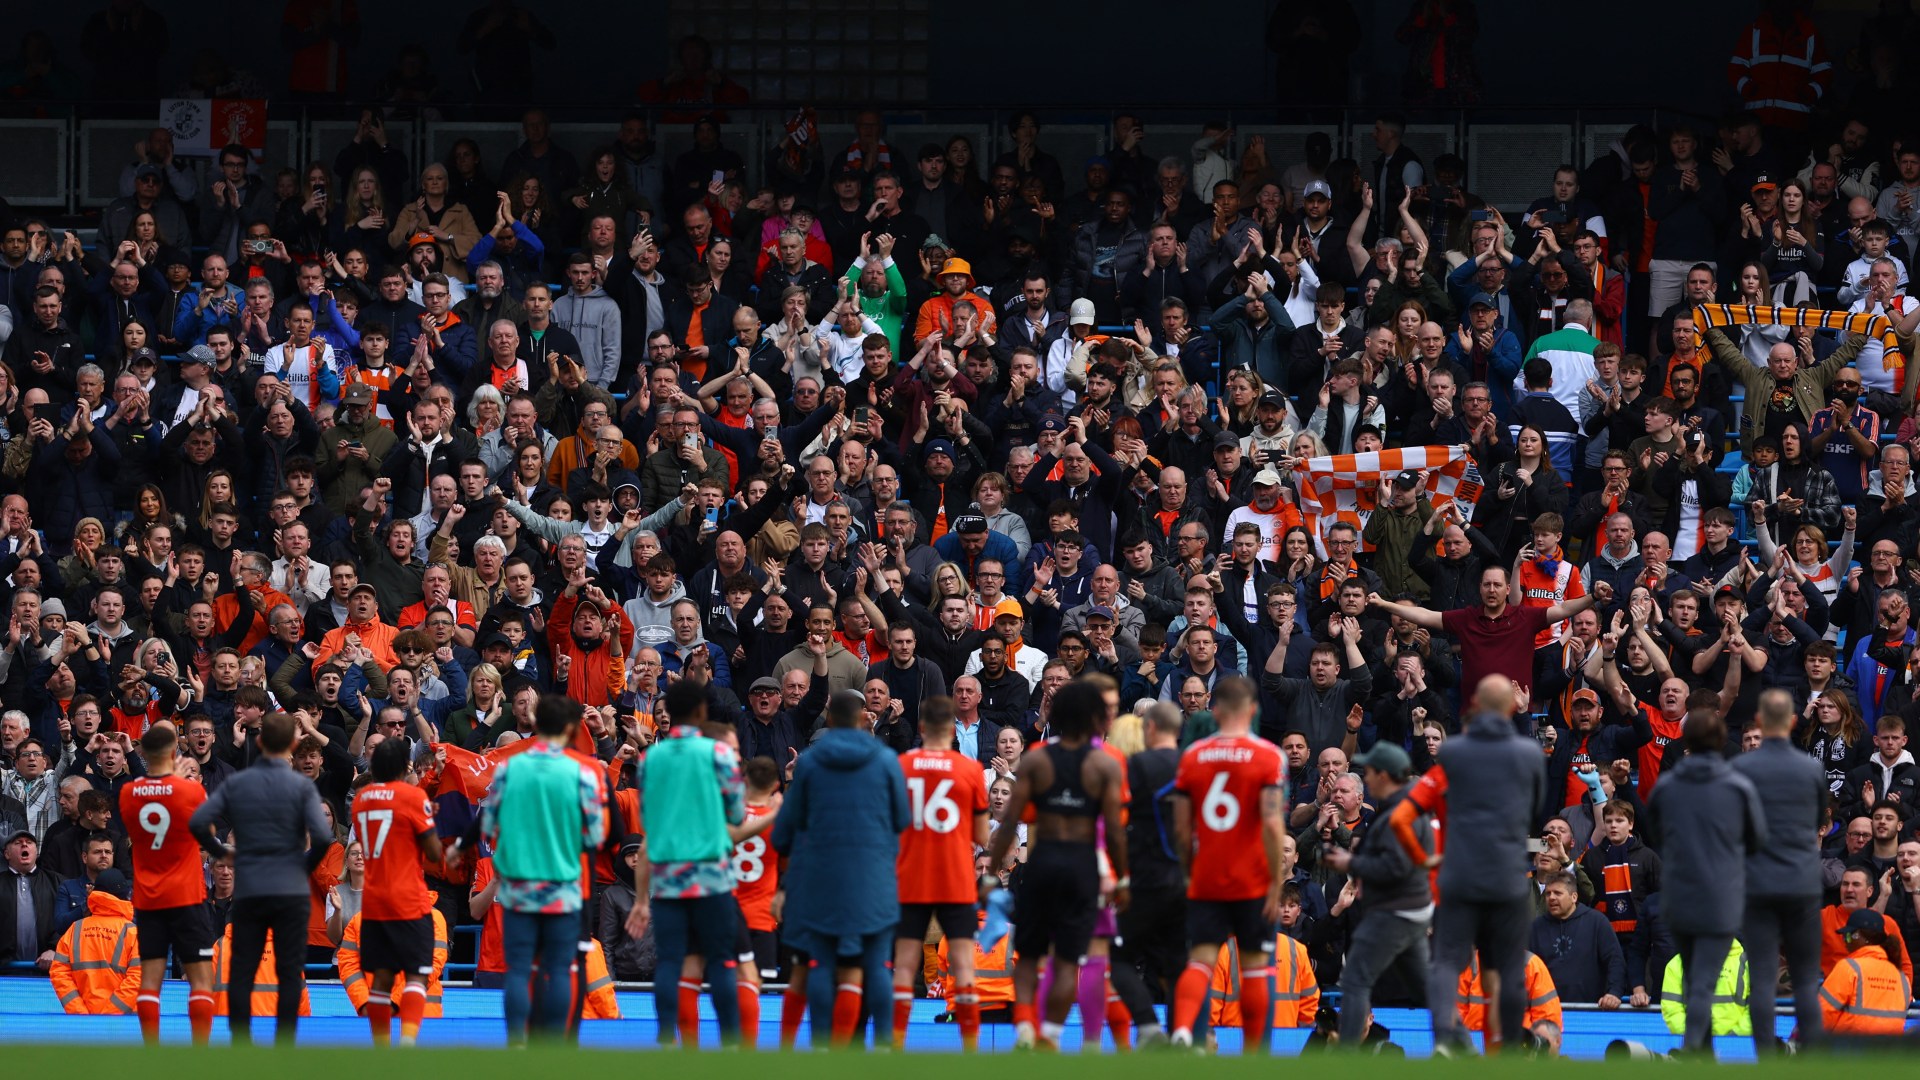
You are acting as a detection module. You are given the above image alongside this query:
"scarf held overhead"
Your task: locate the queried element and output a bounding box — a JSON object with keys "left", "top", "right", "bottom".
{"left": 1291, "top": 445, "right": 1480, "bottom": 557}
{"left": 1691, "top": 303, "right": 1903, "bottom": 386}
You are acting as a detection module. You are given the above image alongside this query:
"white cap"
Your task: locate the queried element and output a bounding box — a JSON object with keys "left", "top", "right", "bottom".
{"left": 1069, "top": 298, "right": 1097, "bottom": 327}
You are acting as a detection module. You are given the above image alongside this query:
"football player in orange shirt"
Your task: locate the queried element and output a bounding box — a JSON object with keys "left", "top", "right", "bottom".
{"left": 122, "top": 722, "right": 217, "bottom": 1046}
{"left": 351, "top": 737, "right": 445, "bottom": 1047}
{"left": 893, "top": 697, "right": 991, "bottom": 1050}
{"left": 1166, "top": 675, "right": 1289, "bottom": 1052}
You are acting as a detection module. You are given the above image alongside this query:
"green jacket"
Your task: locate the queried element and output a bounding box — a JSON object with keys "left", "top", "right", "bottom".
{"left": 1704, "top": 328, "right": 1862, "bottom": 451}
{"left": 845, "top": 256, "right": 909, "bottom": 358}
{"left": 317, "top": 413, "right": 399, "bottom": 514}
{"left": 1362, "top": 496, "right": 1437, "bottom": 601}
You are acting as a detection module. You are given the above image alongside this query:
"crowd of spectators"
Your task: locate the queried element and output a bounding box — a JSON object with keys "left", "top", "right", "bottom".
{"left": 0, "top": 0, "right": 1916, "bottom": 1036}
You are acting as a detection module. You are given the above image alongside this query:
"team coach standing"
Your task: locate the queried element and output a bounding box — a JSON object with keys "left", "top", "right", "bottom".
{"left": 189, "top": 712, "right": 333, "bottom": 1046}
{"left": 772, "top": 689, "right": 910, "bottom": 1048}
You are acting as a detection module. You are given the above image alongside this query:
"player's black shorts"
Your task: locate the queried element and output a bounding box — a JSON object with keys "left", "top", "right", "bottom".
{"left": 750, "top": 930, "right": 780, "bottom": 977}
{"left": 135, "top": 904, "right": 216, "bottom": 963}
{"left": 360, "top": 915, "right": 435, "bottom": 976}
{"left": 898, "top": 902, "right": 978, "bottom": 941}
{"left": 733, "top": 895, "right": 757, "bottom": 965}
{"left": 1187, "top": 898, "right": 1272, "bottom": 953}
{"left": 1012, "top": 841, "right": 1099, "bottom": 961}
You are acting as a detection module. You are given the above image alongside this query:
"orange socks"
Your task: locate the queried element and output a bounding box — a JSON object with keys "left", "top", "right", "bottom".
{"left": 830, "top": 983, "right": 863, "bottom": 1047}
{"left": 366, "top": 995, "right": 393, "bottom": 1046}
{"left": 736, "top": 983, "right": 761, "bottom": 1050}
{"left": 187, "top": 991, "right": 214, "bottom": 1047}
{"left": 677, "top": 980, "right": 701, "bottom": 1046}
{"left": 137, "top": 994, "right": 162, "bottom": 1046}
{"left": 779, "top": 984, "right": 807, "bottom": 1049}
{"left": 955, "top": 986, "right": 981, "bottom": 1052}
{"left": 1106, "top": 994, "right": 1133, "bottom": 1050}
{"left": 1238, "top": 970, "right": 1270, "bottom": 1054}
{"left": 1171, "top": 961, "right": 1211, "bottom": 1036}
{"left": 893, "top": 988, "right": 914, "bottom": 1048}
{"left": 397, "top": 982, "right": 426, "bottom": 1044}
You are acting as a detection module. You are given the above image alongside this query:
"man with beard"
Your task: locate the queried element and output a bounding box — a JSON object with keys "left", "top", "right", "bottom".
{"left": 454, "top": 260, "right": 525, "bottom": 333}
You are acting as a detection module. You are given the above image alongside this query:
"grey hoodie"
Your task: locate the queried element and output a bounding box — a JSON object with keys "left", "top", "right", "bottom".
{"left": 551, "top": 285, "right": 623, "bottom": 389}
{"left": 624, "top": 581, "right": 688, "bottom": 649}
{"left": 1644, "top": 751, "right": 1767, "bottom": 935}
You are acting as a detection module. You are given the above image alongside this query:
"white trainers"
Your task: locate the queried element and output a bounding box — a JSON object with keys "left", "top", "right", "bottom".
{"left": 1169, "top": 1028, "right": 1193, "bottom": 1048}
{"left": 1014, "top": 1021, "right": 1037, "bottom": 1050}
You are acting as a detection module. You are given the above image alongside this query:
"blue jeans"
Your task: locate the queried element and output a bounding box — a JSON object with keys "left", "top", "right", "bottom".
{"left": 651, "top": 893, "right": 742, "bottom": 1046}
{"left": 801, "top": 929, "right": 892, "bottom": 1050}
{"left": 502, "top": 909, "right": 581, "bottom": 1046}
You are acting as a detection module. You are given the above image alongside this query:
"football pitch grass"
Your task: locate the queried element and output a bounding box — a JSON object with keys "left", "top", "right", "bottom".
{"left": 0, "top": 1044, "right": 1911, "bottom": 1076}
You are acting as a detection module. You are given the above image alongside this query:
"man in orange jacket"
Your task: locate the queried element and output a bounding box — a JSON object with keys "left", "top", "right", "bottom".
{"left": 49, "top": 870, "right": 140, "bottom": 1015}
{"left": 313, "top": 582, "right": 401, "bottom": 673}
{"left": 1820, "top": 866, "right": 1913, "bottom": 984}
{"left": 211, "top": 552, "right": 296, "bottom": 656}
{"left": 1820, "top": 909, "right": 1913, "bottom": 1036}
{"left": 1208, "top": 933, "right": 1319, "bottom": 1033}
{"left": 338, "top": 901, "right": 449, "bottom": 1018}
{"left": 1458, "top": 950, "right": 1563, "bottom": 1054}
{"left": 912, "top": 259, "right": 996, "bottom": 346}
{"left": 210, "top": 925, "right": 313, "bottom": 1018}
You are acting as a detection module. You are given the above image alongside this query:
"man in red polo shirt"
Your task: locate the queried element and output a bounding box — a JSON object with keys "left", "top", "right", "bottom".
{"left": 1368, "top": 565, "right": 1611, "bottom": 695}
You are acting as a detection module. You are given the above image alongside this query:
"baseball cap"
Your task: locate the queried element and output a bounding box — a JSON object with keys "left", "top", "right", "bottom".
{"left": 1069, "top": 298, "right": 1097, "bottom": 327}
{"left": 1040, "top": 414, "right": 1066, "bottom": 433}
{"left": 1844, "top": 908, "right": 1885, "bottom": 936}
{"left": 3, "top": 828, "right": 33, "bottom": 847}
{"left": 620, "top": 834, "right": 646, "bottom": 858}
{"left": 1392, "top": 469, "right": 1422, "bottom": 490}
{"left": 479, "top": 631, "right": 511, "bottom": 651}
{"left": 1352, "top": 742, "right": 1411, "bottom": 780}
{"left": 127, "top": 346, "right": 158, "bottom": 367}
{"left": 1213, "top": 431, "right": 1241, "bottom": 450}
{"left": 1714, "top": 583, "right": 1743, "bottom": 602}
{"left": 1751, "top": 172, "right": 1777, "bottom": 192}
{"left": 1570, "top": 688, "right": 1601, "bottom": 707}
{"left": 1085, "top": 155, "right": 1111, "bottom": 170}
{"left": 93, "top": 869, "right": 131, "bottom": 901}
{"left": 407, "top": 231, "right": 437, "bottom": 249}
{"left": 923, "top": 438, "right": 955, "bottom": 459}
{"left": 1258, "top": 389, "right": 1288, "bottom": 409}
{"left": 1302, "top": 179, "right": 1333, "bottom": 200}
{"left": 348, "top": 582, "right": 379, "bottom": 598}
{"left": 1252, "top": 468, "right": 1283, "bottom": 487}
{"left": 180, "top": 344, "right": 216, "bottom": 366}
{"left": 993, "top": 598, "right": 1025, "bottom": 620}
{"left": 340, "top": 382, "right": 374, "bottom": 406}
{"left": 1468, "top": 292, "right": 1497, "bottom": 310}
{"left": 750, "top": 677, "right": 782, "bottom": 694}
{"left": 1086, "top": 604, "right": 1116, "bottom": 622}
{"left": 134, "top": 163, "right": 162, "bottom": 181}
